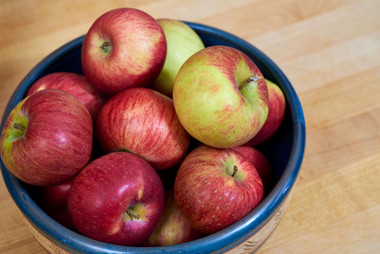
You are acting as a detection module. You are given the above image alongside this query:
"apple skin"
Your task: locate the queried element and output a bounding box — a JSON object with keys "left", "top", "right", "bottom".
{"left": 173, "top": 45, "right": 269, "bottom": 148}
{"left": 38, "top": 179, "right": 76, "bottom": 230}
{"left": 231, "top": 146, "right": 273, "bottom": 193}
{"left": 50, "top": 208, "right": 76, "bottom": 231}
{"left": 244, "top": 79, "right": 286, "bottom": 146}
{"left": 0, "top": 89, "right": 93, "bottom": 186}
{"left": 150, "top": 19, "right": 205, "bottom": 97}
{"left": 39, "top": 178, "right": 73, "bottom": 212}
{"left": 67, "top": 152, "right": 165, "bottom": 246}
{"left": 81, "top": 8, "right": 167, "bottom": 96}
{"left": 96, "top": 87, "right": 190, "bottom": 170}
{"left": 26, "top": 72, "right": 107, "bottom": 120}
{"left": 174, "top": 145, "right": 264, "bottom": 235}
{"left": 144, "top": 189, "right": 202, "bottom": 246}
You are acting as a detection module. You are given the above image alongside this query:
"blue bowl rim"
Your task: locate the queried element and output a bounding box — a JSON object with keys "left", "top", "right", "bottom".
{"left": 0, "top": 21, "right": 305, "bottom": 253}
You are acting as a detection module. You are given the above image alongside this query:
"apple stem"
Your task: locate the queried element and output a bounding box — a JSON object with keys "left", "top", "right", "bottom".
{"left": 13, "top": 123, "right": 26, "bottom": 132}
{"left": 240, "top": 75, "right": 259, "bottom": 91}
{"left": 126, "top": 209, "right": 140, "bottom": 220}
{"left": 100, "top": 41, "right": 111, "bottom": 54}
{"left": 231, "top": 165, "right": 238, "bottom": 177}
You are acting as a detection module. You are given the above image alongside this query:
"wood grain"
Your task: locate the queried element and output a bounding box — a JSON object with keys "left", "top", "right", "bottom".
{"left": 1, "top": 0, "right": 379, "bottom": 253}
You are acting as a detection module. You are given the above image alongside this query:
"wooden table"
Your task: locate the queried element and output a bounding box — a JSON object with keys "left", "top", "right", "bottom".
{"left": 1, "top": 0, "right": 379, "bottom": 253}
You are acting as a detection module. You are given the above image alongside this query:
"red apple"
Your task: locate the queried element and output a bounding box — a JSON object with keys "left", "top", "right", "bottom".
{"left": 67, "top": 152, "right": 165, "bottom": 246}
{"left": 174, "top": 145, "right": 264, "bottom": 235}
{"left": 38, "top": 178, "right": 76, "bottom": 231}
{"left": 96, "top": 87, "right": 190, "bottom": 170}
{"left": 81, "top": 8, "right": 167, "bottom": 96}
{"left": 244, "top": 79, "right": 286, "bottom": 146}
{"left": 0, "top": 89, "right": 93, "bottom": 186}
{"left": 50, "top": 208, "right": 76, "bottom": 231}
{"left": 173, "top": 46, "right": 269, "bottom": 148}
{"left": 26, "top": 72, "right": 107, "bottom": 120}
{"left": 39, "top": 178, "right": 73, "bottom": 212}
{"left": 144, "top": 189, "right": 202, "bottom": 246}
{"left": 232, "top": 146, "right": 273, "bottom": 192}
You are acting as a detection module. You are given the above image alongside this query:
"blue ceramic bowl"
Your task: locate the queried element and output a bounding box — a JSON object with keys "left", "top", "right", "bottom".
{"left": 0, "top": 22, "right": 305, "bottom": 253}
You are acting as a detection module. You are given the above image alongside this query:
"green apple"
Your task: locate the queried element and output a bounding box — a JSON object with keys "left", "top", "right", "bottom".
{"left": 173, "top": 45, "right": 269, "bottom": 148}
{"left": 151, "top": 19, "right": 205, "bottom": 97}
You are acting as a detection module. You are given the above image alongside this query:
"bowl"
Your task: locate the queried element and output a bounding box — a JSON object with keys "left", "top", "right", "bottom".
{"left": 0, "top": 21, "right": 305, "bottom": 253}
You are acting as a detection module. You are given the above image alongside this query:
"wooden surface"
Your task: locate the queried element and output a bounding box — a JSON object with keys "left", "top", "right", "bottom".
{"left": 1, "top": 0, "right": 379, "bottom": 253}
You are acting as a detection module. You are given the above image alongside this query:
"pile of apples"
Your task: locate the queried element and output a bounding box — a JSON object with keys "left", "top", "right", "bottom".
{"left": 0, "top": 7, "right": 286, "bottom": 247}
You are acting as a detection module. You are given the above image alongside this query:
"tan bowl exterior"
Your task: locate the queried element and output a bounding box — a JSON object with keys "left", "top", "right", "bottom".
{"left": 22, "top": 192, "right": 292, "bottom": 254}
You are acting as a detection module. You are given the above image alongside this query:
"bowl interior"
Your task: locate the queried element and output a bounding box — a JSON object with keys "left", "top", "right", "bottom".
{"left": 0, "top": 22, "right": 305, "bottom": 254}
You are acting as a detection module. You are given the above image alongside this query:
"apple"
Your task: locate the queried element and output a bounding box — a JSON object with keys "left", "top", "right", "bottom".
{"left": 50, "top": 208, "right": 76, "bottom": 231}
{"left": 244, "top": 79, "right": 286, "bottom": 146}
{"left": 38, "top": 178, "right": 76, "bottom": 230}
{"left": 232, "top": 146, "right": 273, "bottom": 193}
{"left": 96, "top": 87, "right": 190, "bottom": 170}
{"left": 0, "top": 89, "right": 93, "bottom": 186}
{"left": 26, "top": 72, "right": 107, "bottom": 120}
{"left": 174, "top": 145, "right": 264, "bottom": 235}
{"left": 37, "top": 179, "right": 76, "bottom": 230}
{"left": 150, "top": 19, "right": 205, "bottom": 97}
{"left": 144, "top": 189, "right": 202, "bottom": 246}
{"left": 67, "top": 152, "right": 165, "bottom": 246}
{"left": 81, "top": 8, "right": 167, "bottom": 96}
{"left": 173, "top": 45, "right": 269, "bottom": 148}
{"left": 39, "top": 178, "right": 73, "bottom": 212}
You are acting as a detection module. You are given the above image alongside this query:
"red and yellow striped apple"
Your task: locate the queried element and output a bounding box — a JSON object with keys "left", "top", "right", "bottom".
{"left": 81, "top": 8, "right": 166, "bottom": 96}
{"left": 0, "top": 89, "right": 93, "bottom": 186}
{"left": 174, "top": 145, "right": 264, "bottom": 235}
{"left": 173, "top": 46, "right": 269, "bottom": 148}
{"left": 96, "top": 87, "right": 190, "bottom": 170}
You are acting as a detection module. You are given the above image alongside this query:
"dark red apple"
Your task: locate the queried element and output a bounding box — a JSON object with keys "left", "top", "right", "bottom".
{"left": 49, "top": 208, "right": 76, "bottom": 231}
{"left": 38, "top": 178, "right": 76, "bottom": 231}
{"left": 67, "top": 152, "right": 165, "bottom": 246}
{"left": 39, "top": 178, "right": 73, "bottom": 212}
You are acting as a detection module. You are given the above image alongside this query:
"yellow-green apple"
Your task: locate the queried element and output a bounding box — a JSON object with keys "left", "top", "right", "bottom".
{"left": 96, "top": 87, "right": 190, "bottom": 170}
{"left": 232, "top": 146, "right": 273, "bottom": 193}
{"left": 26, "top": 72, "right": 107, "bottom": 120}
{"left": 173, "top": 46, "right": 269, "bottom": 148}
{"left": 174, "top": 145, "right": 264, "bottom": 234}
{"left": 0, "top": 89, "right": 93, "bottom": 186}
{"left": 144, "top": 189, "right": 202, "bottom": 246}
{"left": 81, "top": 8, "right": 167, "bottom": 96}
{"left": 67, "top": 152, "right": 165, "bottom": 246}
{"left": 244, "top": 79, "right": 286, "bottom": 146}
{"left": 150, "top": 19, "right": 205, "bottom": 97}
